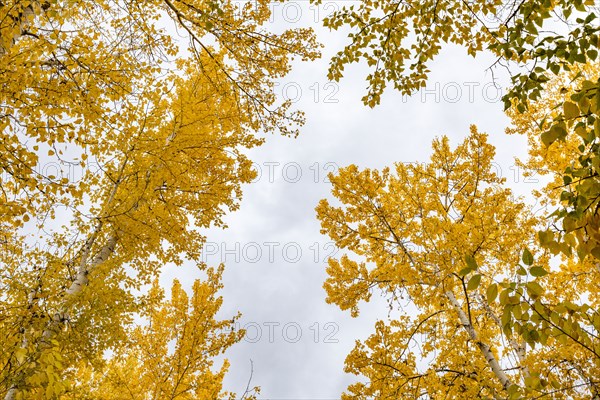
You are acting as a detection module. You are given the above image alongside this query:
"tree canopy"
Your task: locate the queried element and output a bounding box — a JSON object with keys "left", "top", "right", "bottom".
{"left": 2, "top": 0, "right": 600, "bottom": 398}
{"left": 314, "top": 0, "right": 600, "bottom": 397}
{"left": 0, "top": 0, "right": 318, "bottom": 398}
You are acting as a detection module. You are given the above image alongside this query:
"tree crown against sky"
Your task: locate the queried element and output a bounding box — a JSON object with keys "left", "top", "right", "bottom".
{"left": 313, "top": 0, "right": 600, "bottom": 397}
{"left": 2, "top": 0, "right": 600, "bottom": 398}
{"left": 0, "top": 1, "right": 318, "bottom": 398}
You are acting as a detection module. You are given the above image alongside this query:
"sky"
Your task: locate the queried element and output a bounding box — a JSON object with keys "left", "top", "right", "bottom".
{"left": 160, "top": 2, "right": 543, "bottom": 398}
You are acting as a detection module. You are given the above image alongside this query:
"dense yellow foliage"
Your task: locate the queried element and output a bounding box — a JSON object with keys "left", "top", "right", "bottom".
{"left": 0, "top": 0, "right": 318, "bottom": 398}
{"left": 65, "top": 266, "right": 256, "bottom": 400}
{"left": 315, "top": 1, "right": 600, "bottom": 396}
{"left": 317, "top": 127, "right": 599, "bottom": 398}
{"left": 317, "top": 128, "right": 536, "bottom": 398}
{"left": 3, "top": 0, "right": 600, "bottom": 398}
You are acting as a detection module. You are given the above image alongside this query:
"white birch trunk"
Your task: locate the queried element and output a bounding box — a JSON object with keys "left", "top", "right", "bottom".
{"left": 445, "top": 289, "right": 514, "bottom": 391}
{"left": 479, "top": 293, "right": 530, "bottom": 380}
{"left": 4, "top": 235, "right": 118, "bottom": 400}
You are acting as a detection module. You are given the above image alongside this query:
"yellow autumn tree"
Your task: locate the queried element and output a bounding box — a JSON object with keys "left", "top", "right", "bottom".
{"left": 505, "top": 62, "right": 600, "bottom": 256}
{"left": 488, "top": 63, "right": 600, "bottom": 398}
{"left": 64, "top": 266, "right": 257, "bottom": 400}
{"left": 312, "top": 0, "right": 598, "bottom": 107}
{"left": 312, "top": 1, "right": 600, "bottom": 396}
{"left": 0, "top": 1, "right": 319, "bottom": 398}
{"left": 316, "top": 127, "right": 598, "bottom": 398}
{"left": 315, "top": 0, "right": 600, "bottom": 262}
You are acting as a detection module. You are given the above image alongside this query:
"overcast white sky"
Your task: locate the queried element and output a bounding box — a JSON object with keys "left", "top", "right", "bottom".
{"left": 160, "top": 2, "right": 542, "bottom": 398}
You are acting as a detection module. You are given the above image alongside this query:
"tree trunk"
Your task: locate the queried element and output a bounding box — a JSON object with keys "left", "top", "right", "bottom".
{"left": 445, "top": 289, "right": 514, "bottom": 391}
{"left": 4, "top": 235, "right": 118, "bottom": 400}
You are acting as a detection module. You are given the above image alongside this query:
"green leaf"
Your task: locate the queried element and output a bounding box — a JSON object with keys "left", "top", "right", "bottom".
{"left": 541, "top": 129, "right": 557, "bottom": 146}
{"left": 464, "top": 254, "right": 478, "bottom": 271}
{"left": 574, "top": 53, "right": 587, "bottom": 63}
{"left": 507, "top": 382, "right": 520, "bottom": 396}
{"left": 526, "top": 281, "right": 544, "bottom": 298}
{"left": 499, "top": 288, "right": 510, "bottom": 305}
{"left": 564, "top": 101, "right": 580, "bottom": 119}
{"left": 513, "top": 304, "right": 523, "bottom": 319}
{"left": 522, "top": 248, "right": 534, "bottom": 266}
{"left": 550, "top": 123, "right": 568, "bottom": 140}
{"left": 530, "top": 266, "right": 548, "bottom": 277}
{"left": 467, "top": 274, "right": 482, "bottom": 291}
{"left": 487, "top": 283, "right": 498, "bottom": 303}
{"left": 538, "top": 230, "right": 553, "bottom": 245}
{"left": 591, "top": 247, "right": 600, "bottom": 260}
